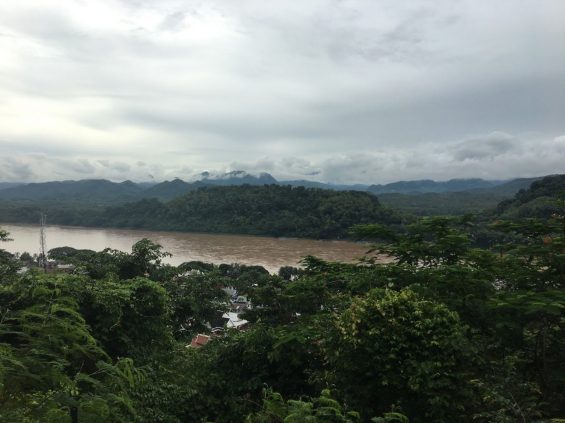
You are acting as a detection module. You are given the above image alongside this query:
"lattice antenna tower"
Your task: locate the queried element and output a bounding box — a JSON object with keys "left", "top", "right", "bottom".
{"left": 39, "top": 213, "right": 47, "bottom": 272}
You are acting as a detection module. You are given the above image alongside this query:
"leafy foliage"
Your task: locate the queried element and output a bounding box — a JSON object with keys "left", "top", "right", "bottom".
{"left": 0, "top": 190, "right": 563, "bottom": 422}
{"left": 247, "top": 389, "right": 364, "bottom": 422}
{"left": 326, "top": 289, "right": 475, "bottom": 421}
{"left": 496, "top": 174, "right": 565, "bottom": 218}
{"left": 0, "top": 276, "right": 143, "bottom": 422}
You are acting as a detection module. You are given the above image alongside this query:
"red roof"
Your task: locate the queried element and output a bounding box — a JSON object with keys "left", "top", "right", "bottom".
{"left": 190, "top": 334, "right": 210, "bottom": 348}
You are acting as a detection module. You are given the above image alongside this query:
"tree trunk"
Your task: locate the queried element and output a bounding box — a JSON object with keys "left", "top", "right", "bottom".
{"left": 70, "top": 406, "right": 78, "bottom": 423}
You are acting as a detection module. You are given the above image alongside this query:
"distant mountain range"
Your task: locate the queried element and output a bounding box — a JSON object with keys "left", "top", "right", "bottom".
{"left": 367, "top": 178, "right": 503, "bottom": 194}
{"left": 0, "top": 182, "right": 24, "bottom": 190}
{"left": 0, "top": 179, "right": 144, "bottom": 203}
{"left": 0, "top": 171, "right": 545, "bottom": 206}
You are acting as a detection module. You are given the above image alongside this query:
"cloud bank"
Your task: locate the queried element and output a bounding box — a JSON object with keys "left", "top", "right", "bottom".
{"left": 0, "top": 0, "right": 563, "bottom": 183}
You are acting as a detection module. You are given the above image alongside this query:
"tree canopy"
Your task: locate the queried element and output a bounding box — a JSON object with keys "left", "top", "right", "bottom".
{"left": 0, "top": 186, "right": 563, "bottom": 422}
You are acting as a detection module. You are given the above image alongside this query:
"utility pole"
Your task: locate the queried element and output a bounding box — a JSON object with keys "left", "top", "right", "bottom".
{"left": 39, "top": 213, "right": 47, "bottom": 273}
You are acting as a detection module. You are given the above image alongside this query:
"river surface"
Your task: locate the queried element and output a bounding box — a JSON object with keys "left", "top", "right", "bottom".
{"left": 0, "top": 224, "right": 371, "bottom": 273}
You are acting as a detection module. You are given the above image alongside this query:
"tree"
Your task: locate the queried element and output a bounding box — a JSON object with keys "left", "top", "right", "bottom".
{"left": 0, "top": 275, "right": 143, "bottom": 422}
{"left": 0, "top": 229, "right": 11, "bottom": 242}
{"left": 163, "top": 271, "right": 229, "bottom": 339}
{"left": 353, "top": 216, "right": 473, "bottom": 267}
{"left": 106, "top": 239, "right": 172, "bottom": 280}
{"left": 326, "top": 289, "right": 475, "bottom": 421}
{"left": 246, "top": 389, "right": 362, "bottom": 422}
{"left": 0, "top": 228, "right": 20, "bottom": 279}
{"left": 75, "top": 276, "right": 172, "bottom": 362}
{"left": 19, "top": 252, "right": 33, "bottom": 263}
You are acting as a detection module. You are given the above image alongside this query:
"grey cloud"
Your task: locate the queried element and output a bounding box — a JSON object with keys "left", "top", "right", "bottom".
{"left": 67, "top": 159, "right": 96, "bottom": 174}
{"left": 0, "top": 157, "right": 35, "bottom": 180}
{"left": 280, "top": 157, "right": 320, "bottom": 177}
{"left": 172, "top": 132, "right": 563, "bottom": 184}
{"left": 158, "top": 11, "right": 188, "bottom": 32}
{"left": 212, "top": 156, "right": 319, "bottom": 181}
{"left": 322, "top": 7, "right": 435, "bottom": 64}
{"left": 0, "top": 132, "right": 563, "bottom": 184}
{"left": 0, "top": 0, "right": 563, "bottom": 184}
{"left": 229, "top": 158, "right": 276, "bottom": 173}
{"left": 38, "top": 158, "right": 96, "bottom": 177}
{"left": 97, "top": 160, "right": 131, "bottom": 172}
{"left": 451, "top": 132, "right": 517, "bottom": 161}
{"left": 0, "top": 155, "right": 154, "bottom": 182}
{"left": 112, "top": 162, "right": 131, "bottom": 173}
{"left": 0, "top": 138, "right": 80, "bottom": 156}
{"left": 174, "top": 166, "right": 193, "bottom": 178}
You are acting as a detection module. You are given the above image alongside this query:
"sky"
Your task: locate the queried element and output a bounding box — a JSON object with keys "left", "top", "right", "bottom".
{"left": 0, "top": 0, "right": 564, "bottom": 184}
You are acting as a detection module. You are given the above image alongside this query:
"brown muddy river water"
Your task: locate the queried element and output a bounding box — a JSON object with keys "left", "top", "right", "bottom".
{"left": 0, "top": 224, "right": 371, "bottom": 273}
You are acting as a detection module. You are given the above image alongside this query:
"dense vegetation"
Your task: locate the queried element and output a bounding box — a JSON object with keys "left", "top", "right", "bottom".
{"left": 379, "top": 190, "right": 510, "bottom": 216}
{"left": 377, "top": 177, "right": 542, "bottom": 216}
{"left": 0, "top": 175, "right": 532, "bottom": 204}
{"left": 367, "top": 177, "right": 504, "bottom": 194}
{"left": 0, "top": 175, "right": 542, "bottom": 220}
{"left": 0, "top": 185, "right": 401, "bottom": 239}
{"left": 1, "top": 181, "right": 563, "bottom": 421}
{"left": 105, "top": 185, "right": 400, "bottom": 238}
{"left": 0, "top": 173, "right": 278, "bottom": 205}
{"left": 0, "top": 179, "right": 144, "bottom": 204}
{"left": 496, "top": 174, "right": 565, "bottom": 219}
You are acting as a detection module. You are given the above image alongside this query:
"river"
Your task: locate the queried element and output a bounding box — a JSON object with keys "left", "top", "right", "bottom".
{"left": 0, "top": 223, "right": 371, "bottom": 273}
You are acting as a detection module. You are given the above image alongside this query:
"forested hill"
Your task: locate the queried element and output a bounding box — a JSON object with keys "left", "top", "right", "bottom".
{"left": 0, "top": 179, "right": 143, "bottom": 203}
{"left": 0, "top": 185, "right": 401, "bottom": 239}
{"left": 0, "top": 174, "right": 543, "bottom": 205}
{"left": 101, "top": 185, "right": 401, "bottom": 238}
{"left": 495, "top": 174, "right": 565, "bottom": 218}
{"left": 0, "top": 174, "right": 552, "bottom": 222}
{"left": 367, "top": 178, "right": 502, "bottom": 194}
{"left": 378, "top": 177, "right": 542, "bottom": 216}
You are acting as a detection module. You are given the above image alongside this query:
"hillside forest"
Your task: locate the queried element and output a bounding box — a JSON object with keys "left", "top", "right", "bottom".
{"left": 0, "top": 174, "right": 563, "bottom": 422}
{"left": 0, "top": 175, "right": 562, "bottom": 239}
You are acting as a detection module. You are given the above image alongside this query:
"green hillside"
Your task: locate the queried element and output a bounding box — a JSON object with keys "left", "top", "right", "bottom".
{"left": 0, "top": 185, "right": 401, "bottom": 239}
{"left": 0, "top": 179, "right": 143, "bottom": 204}
{"left": 102, "top": 185, "right": 401, "bottom": 238}
{"left": 496, "top": 174, "right": 565, "bottom": 218}
{"left": 378, "top": 177, "right": 540, "bottom": 216}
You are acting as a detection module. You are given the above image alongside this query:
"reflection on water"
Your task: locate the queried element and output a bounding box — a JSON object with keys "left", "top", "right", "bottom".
{"left": 0, "top": 224, "right": 370, "bottom": 273}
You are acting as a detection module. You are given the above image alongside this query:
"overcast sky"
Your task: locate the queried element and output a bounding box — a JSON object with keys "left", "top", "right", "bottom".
{"left": 0, "top": 0, "right": 564, "bottom": 183}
